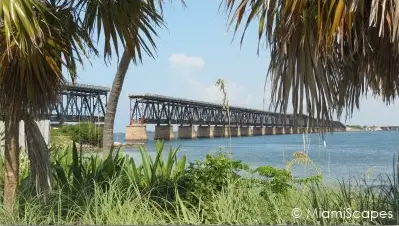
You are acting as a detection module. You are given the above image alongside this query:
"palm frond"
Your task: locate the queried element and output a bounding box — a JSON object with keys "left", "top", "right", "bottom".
{"left": 0, "top": 0, "right": 94, "bottom": 117}
{"left": 80, "top": 0, "right": 164, "bottom": 63}
{"left": 224, "top": 0, "right": 399, "bottom": 122}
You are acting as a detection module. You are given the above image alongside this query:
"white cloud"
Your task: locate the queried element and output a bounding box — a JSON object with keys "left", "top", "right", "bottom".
{"left": 168, "top": 53, "right": 205, "bottom": 70}
{"left": 167, "top": 53, "right": 260, "bottom": 110}
{"left": 195, "top": 80, "right": 254, "bottom": 108}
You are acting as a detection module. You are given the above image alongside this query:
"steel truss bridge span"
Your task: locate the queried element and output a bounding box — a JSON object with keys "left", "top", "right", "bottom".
{"left": 129, "top": 94, "right": 346, "bottom": 129}
{"left": 50, "top": 83, "right": 109, "bottom": 124}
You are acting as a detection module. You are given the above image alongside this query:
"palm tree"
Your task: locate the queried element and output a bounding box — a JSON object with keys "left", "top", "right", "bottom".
{"left": 223, "top": 0, "right": 399, "bottom": 123}
{"left": 0, "top": 0, "right": 94, "bottom": 211}
{"left": 0, "top": 0, "right": 165, "bottom": 211}
{"left": 102, "top": 1, "right": 185, "bottom": 152}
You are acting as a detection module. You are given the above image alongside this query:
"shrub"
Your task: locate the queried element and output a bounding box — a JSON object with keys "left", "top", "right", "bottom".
{"left": 71, "top": 123, "right": 103, "bottom": 147}
{"left": 53, "top": 122, "right": 103, "bottom": 147}
{"left": 180, "top": 151, "right": 250, "bottom": 204}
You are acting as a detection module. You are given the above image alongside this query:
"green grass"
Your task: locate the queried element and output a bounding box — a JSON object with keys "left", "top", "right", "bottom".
{"left": 0, "top": 142, "right": 397, "bottom": 225}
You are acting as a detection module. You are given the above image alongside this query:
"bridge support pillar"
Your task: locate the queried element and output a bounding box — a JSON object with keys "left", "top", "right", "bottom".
{"left": 125, "top": 123, "right": 148, "bottom": 143}
{"left": 197, "top": 126, "right": 214, "bottom": 138}
{"left": 298, "top": 127, "right": 307, "bottom": 134}
{"left": 214, "top": 126, "right": 228, "bottom": 137}
{"left": 228, "top": 126, "right": 241, "bottom": 137}
{"left": 286, "top": 127, "right": 293, "bottom": 134}
{"left": 265, "top": 127, "right": 274, "bottom": 135}
{"left": 240, "top": 126, "right": 252, "bottom": 136}
{"left": 253, "top": 127, "right": 265, "bottom": 136}
{"left": 275, "top": 127, "right": 284, "bottom": 135}
{"left": 178, "top": 125, "right": 196, "bottom": 139}
{"left": 155, "top": 125, "right": 174, "bottom": 140}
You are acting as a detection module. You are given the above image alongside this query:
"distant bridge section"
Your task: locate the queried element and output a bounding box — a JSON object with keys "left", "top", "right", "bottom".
{"left": 50, "top": 83, "right": 109, "bottom": 125}
{"left": 125, "top": 94, "right": 346, "bottom": 143}
{"left": 1, "top": 83, "right": 109, "bottom": 149}
{"left": 380, "top": 126, "right": 399, "bottom": 131}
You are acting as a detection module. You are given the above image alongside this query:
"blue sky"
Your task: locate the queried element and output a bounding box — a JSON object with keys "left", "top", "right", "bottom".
{"left": 75, "top": 1, "right": 399, "bottom": 132}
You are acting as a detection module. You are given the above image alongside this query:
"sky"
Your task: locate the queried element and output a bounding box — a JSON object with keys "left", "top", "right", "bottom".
{"left": 74, "top": 1, "right": 399, "bottom": 133}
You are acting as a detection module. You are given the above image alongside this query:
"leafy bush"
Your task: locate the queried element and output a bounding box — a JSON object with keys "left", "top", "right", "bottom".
{"left": 253, "top": 166, "right": 322, "bottom": 196}
{"left": 181, "top": 151, "right": 250, "bottom": 204}
{"left": 53, "top": 122, "right": 103, "bottom": 147}
{"left": 253, "top": 166, "right": 294, "bottom": 195}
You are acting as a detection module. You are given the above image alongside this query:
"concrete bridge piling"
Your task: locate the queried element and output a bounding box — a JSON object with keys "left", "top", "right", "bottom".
{"left": 178, "top": 125, "right": 196, "bottom": 139}
{"left": 154, "top": 125, "right": 174, "bottom": 140}
{"left": 252, "top": 127, "right": 265, "bottom": 136}
{"left": 125, "top": 124, "right": 347, "bottom": 142}
{"left": 197, "top": 125, "right": 214, "bottom": 138}
{"left": 125, "top": 123, "right": 148, "bottom": 143}
{"left": 274, "top": 127, "right": 284, "bottom": 135}
{"left": 229, "top": 126, "right": 241, "bottom": 137}
{"left": 212, "top": 126, "right": 227, "bottom": 138}
{"left": 240, "top": 126, "right": 252, "bottom": 136}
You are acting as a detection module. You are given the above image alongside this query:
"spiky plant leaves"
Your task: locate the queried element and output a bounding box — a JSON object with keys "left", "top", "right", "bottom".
{"left": 70, "top": 142, "right": 83, "bottom": 189}
{"left": 139, "top": 145, "right": 153, "bottom": 187}
{"left": 174, "top": 153, "right": 187, "bottom": 179}
{"left": 125, "top": 157, "right": 140, "bottom": 186}
{"left": 53, "top": 160, "right": 69, "bottom": 192}
{"left": 152, "top": 141, "right": 165, "bottom": 185}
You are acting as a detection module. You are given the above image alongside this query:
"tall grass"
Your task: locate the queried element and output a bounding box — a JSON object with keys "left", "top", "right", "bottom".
{"left": 0, "top": 143, "right": 397, "bottom": 225}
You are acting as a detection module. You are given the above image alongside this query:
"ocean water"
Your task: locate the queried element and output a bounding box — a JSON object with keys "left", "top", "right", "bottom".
{"left": 118, "top": 131, "right": 399, "bottom": 182}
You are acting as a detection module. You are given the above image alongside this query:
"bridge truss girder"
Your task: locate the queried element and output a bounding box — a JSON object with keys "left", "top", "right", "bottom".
{"left": 129, "top": 95, "right": 345, "bottom": 129}
{"left": 50, "top": 84, "right": 108, "bottom": 124}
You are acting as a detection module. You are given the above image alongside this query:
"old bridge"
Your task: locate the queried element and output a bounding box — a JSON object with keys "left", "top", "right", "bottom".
{"left": 0, "top": 83, "right": 109, "bottom": 149}
{"left": 125, "top": 94, "right": 346, "bottom": 143}
{"left": 50, "top": 83, "right": 109, "bottom": 125}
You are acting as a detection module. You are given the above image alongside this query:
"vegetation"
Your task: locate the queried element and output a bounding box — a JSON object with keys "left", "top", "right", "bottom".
{"left": 0, "top": 142, "right": 396, "bottom": 225}
{"left": 2, "top": 0, "right": 399, "bottom": 222}
{"left": 101, "top": 0, "right": 181, "bottom": 151}
{"left": 51, "top": 123, "right": 103, "bottom": 148}
{"left": 0, "top": 0, "right": 175, "bottom": 209}
{"left": 224, "top": 0, "right": 399, "bottom": 123}
{"left": 345, "top": 125, "right": 364, "bottom": 130}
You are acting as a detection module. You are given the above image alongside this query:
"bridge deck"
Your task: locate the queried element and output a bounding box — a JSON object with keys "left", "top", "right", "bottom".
{"left": 62, "top": 83, "right": 110, "bottom": 93}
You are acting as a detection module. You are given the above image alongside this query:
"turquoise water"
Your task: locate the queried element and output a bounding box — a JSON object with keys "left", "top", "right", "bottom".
{"left": 121, "top": 131, "right": 399, "bottom": 182}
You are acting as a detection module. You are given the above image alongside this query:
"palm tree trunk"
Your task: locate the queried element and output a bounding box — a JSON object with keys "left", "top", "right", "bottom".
{"left": 24, "top": 117, "right": 52, "bottom": 201}
{"left": 103, "top": 49, "right": 132, "bottom": 153}
{"left": 3, "top": 113, "right": 20, "bottom": 213}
